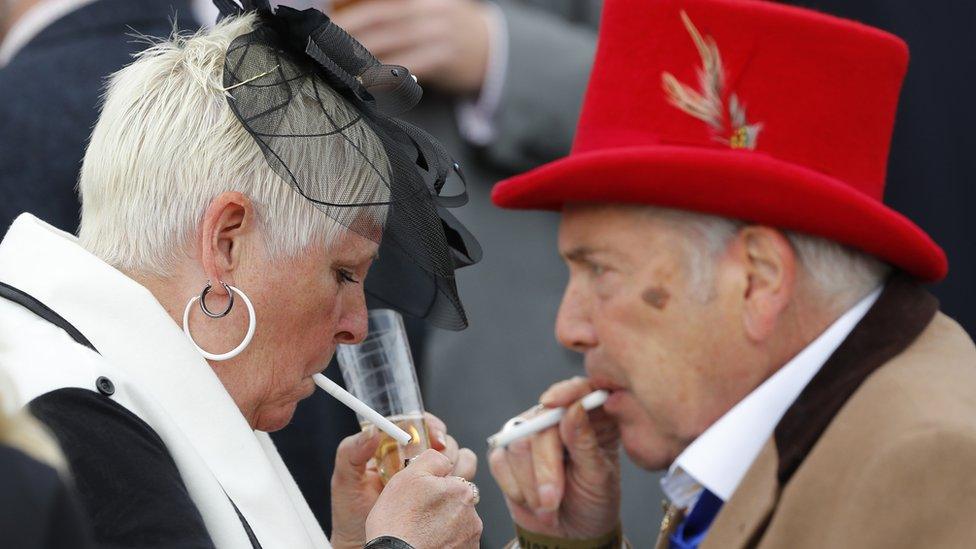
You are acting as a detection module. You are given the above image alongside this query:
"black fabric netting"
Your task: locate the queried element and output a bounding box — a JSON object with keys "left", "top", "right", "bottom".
{"left": 219, "top": 3, "right": 480, "bottom": 330}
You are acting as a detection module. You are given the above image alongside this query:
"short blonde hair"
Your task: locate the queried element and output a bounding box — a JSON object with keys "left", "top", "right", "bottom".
{"left": 78, "top": 14, "right": 389, "bottom": 275}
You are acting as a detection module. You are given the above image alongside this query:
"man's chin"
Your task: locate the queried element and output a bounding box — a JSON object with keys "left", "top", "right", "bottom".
{"left": 619, "top": 420, "right": 682, "bottom": 471}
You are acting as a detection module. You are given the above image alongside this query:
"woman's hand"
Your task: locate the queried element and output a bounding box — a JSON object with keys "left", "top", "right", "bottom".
{"left": 330, "top": 413, "right": 478, "bottom": 549}
{"left": 487, "top": 377, "right": 622, "bottom": 538}
{"left": 365, "top": 449, "right": 482, "bottom": 548}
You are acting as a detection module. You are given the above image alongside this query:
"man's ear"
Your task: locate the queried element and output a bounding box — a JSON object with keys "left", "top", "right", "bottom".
{"left": 199, "top": 192, "right": 254, "bottom": 295}
{"left": 729, "top": 226, "right": 798, "bottom": 342}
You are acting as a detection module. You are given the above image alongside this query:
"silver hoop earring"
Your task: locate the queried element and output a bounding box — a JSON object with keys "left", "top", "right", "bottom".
{"left": 200, "top": 280, "right": 234, "bottom": 318}
{"left": 182, "top": 283, "right": 256, "bottom": 361}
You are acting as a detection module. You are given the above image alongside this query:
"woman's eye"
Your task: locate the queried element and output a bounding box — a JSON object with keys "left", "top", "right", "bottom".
{"left": 336, "top": 269, "right": 360, "bottom": 285}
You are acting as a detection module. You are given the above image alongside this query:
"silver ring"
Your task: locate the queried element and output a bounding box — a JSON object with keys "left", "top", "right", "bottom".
{"left": 453, "top": 476, "right": 480, "bottom": 505}
{"left": 200, "top": 281, "right": 234, "bottom": 318}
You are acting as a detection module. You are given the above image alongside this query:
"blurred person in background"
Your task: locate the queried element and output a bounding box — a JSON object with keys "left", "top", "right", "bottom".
{"left": 0, "top": 372, "right": 93, "bottom": 548}
{"left": 0, "top": 0, "right": 192, "bottom": 229}
{"left": 486, "top": 0, "right": 976, "bottom": 546}
{"left": 0, "top": 6, "right": 482, "bottom": 547}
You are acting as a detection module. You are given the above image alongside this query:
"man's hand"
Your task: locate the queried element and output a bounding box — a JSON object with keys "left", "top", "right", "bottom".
{"left": 488, "top": 377, "right": 622, "bottom": 538}
{"left": 330, "top": 0, "right": 493, "bottom": 96}
{"left": 330, "top": 413, "right": 478, "bottom": 549}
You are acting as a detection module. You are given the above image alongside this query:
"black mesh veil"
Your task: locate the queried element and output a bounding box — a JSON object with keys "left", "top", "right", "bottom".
{"left": 213, "top": 0, "right": 481, "bottom": 330}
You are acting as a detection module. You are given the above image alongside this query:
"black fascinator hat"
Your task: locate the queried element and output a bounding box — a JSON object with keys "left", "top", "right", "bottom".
{"left": 212, "top": 0, "right": 481, "bottom": 330}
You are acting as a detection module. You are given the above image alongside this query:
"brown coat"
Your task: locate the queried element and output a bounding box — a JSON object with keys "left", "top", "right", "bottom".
{"left": 685, "top": 278, "right": 976, "bottom": 548}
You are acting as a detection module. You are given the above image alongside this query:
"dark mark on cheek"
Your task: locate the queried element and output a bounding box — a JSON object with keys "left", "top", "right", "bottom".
{"left": 641, "top": 286, "right": 671, "bottom": 310}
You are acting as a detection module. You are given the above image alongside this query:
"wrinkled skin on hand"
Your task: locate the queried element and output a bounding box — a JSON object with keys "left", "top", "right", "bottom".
{"left": 488, "top": 377, "right": 622, "bottom": 538}
{"left": 331, "top": 413, "right": 479, "bottom": 549}
{"left": 366, "top": 449, "right": 482, "bottom": 548}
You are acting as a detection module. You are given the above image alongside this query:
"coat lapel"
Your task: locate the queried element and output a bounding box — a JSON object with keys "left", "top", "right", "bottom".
{"left": 700, "top": 440, "right": 778, "bottom": 549}
{"left": 701, "top": 275, "right": 938, "bottom": 548}
{"left": 773, "top": 274, "right": 938, "bottom": 485}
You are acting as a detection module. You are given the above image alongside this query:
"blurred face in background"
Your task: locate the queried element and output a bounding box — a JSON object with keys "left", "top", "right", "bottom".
{"left": 1, "top": 1, "right": 14, "bottom": 38}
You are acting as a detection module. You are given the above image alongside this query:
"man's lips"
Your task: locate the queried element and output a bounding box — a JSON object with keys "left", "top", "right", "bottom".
{"left": 589, "top": 376, "right": 626, "bottom": 392}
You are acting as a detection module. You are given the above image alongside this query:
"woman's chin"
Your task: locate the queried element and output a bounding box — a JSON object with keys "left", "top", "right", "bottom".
{"left": 253, "top": 378, "right": 318, "bottom": 432}
{"left": 253, "top": 401, "right": 300, "bottom": 433}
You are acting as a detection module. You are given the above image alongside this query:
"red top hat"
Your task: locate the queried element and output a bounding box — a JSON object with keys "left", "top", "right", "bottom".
{"left": 492, "top": 0, "right": 947, "bottom": 281}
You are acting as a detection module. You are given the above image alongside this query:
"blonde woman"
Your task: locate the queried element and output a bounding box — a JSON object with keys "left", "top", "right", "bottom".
{"left": 0, "top": 2, "right": 481, "bottom": 547}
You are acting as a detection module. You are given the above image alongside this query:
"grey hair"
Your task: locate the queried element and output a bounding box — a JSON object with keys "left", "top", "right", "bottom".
{"left": 78, "top": 13, "right": 389, "bottom": 276}
{"left": 644, "top": 207, "right": 890, "bottom": 311}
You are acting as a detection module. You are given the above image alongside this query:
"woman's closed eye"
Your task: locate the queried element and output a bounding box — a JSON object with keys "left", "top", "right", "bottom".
{"left": 336, "top": 268, "right": 360, "bottom": 285}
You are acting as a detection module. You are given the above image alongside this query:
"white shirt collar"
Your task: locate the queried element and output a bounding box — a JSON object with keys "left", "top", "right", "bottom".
{"left": 0, "top": 0, "right": 96, "bottom": 66}
{"left": 661, "top": 286, "right": 883, "bottom": 508}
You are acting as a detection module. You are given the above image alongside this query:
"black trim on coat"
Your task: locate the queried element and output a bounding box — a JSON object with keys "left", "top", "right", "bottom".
{"left": 773, "top": 274, "right": 939, "bottom": 485}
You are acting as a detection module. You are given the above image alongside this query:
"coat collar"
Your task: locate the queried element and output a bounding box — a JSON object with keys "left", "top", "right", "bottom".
{"left": 0, "top": 214, "right": 329, "bottom": 548}
{"left": 773, "top": 274, "right": 938, "bottom": 484}
{"left": 703, "top": 274, "right": 938, "bottom": 548}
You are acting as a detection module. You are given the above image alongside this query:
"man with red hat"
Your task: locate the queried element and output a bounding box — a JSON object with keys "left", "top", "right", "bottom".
{"left": 486, "top": 0, "right": 976, "bottom": 547}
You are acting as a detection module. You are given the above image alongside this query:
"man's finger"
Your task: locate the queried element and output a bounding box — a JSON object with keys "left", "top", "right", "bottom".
{"left": 539, "top": 376, "right": 594, "bottom": 408}
{"left": 345, "top": 18, "right": 444, "bottom": 60}
{"left": 488, "top": 448, "right": 524, "bottom": 505}
{"left": 531, "top": 425, "right": 565, "bottom": 512}
{"left": 504, "top": 438, "right": 541, "bottom": 509}
{"left": 331, "top": 0, "right": 413, "bottom": 32}
{"left": 559, "top": 402, "right": 608, "bottom": 473}
{"left": 379, "top": 43, "right": 452, "bottom": 81}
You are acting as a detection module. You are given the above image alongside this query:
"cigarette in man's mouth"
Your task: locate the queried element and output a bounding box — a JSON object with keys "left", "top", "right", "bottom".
{"left": 313, "top": 373, "right": 412, "bottom": 445}
{"left": 487, "top": 390, "right": 609, "bottom": 450}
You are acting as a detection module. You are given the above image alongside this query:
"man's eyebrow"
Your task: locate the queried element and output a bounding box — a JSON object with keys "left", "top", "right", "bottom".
{"left": 563, "top": 247, "right": 595, "bottom": 262}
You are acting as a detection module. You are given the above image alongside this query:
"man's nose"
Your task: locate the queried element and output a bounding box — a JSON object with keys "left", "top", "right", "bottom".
{"left": 555, "top": 282, "right": 597, "bottom": 353}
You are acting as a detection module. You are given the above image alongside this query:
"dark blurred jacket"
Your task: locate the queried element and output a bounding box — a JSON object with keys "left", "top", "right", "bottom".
{"left": 780, "top": 1, "right": 976, "bottom": 336}
{"left": 0, "top": 0, "right": 192, "bottom": 233}
{"left": 0, "top": 443, "right": 94, "bottom": 549}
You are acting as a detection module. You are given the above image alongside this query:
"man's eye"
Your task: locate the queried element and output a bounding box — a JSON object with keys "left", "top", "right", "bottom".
{"left": 336, "top": 269, "right": 360, "bottom": 285}
{"left": 590, "top": 263, "right": 606, "bottom": 276}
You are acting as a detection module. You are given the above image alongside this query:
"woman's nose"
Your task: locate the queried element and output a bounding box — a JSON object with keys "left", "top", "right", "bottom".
{"left": 334, "top": 303, "right": 369, "bottom": 345}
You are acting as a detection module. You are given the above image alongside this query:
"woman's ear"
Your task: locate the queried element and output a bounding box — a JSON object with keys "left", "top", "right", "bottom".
{"left": 731, "top": 226, "right": 798, "bottom": 342}
{"left": 199, "top": 192, "right": 255, "bottom": 295}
